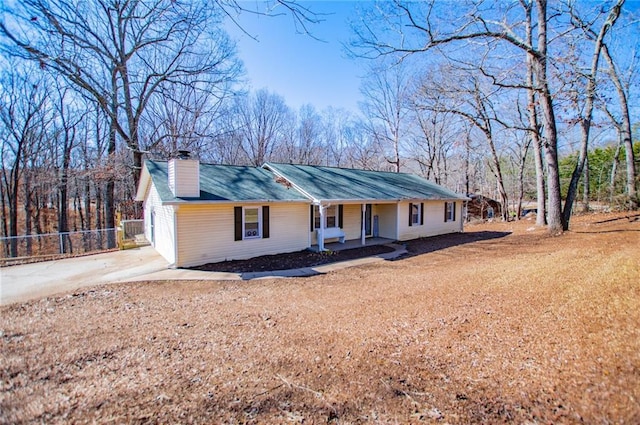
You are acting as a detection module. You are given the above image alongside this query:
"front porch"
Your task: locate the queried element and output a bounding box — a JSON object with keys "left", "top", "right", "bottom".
{"left": 310, "top": 237, "right": 395, "bottom": 253}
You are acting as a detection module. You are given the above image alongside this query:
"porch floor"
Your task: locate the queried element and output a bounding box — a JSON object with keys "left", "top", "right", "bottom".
{"left": 310, "top": 237, "right": 396, "bottom": 252}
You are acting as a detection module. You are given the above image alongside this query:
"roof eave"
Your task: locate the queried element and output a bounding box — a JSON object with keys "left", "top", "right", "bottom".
{"left": 314, "top": 196, "right": 469, "bottom": 204}
{"left": 161, "top": 198, "right": 311, "bottom": 206}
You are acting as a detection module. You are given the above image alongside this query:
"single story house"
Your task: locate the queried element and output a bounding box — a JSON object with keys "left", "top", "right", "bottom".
{"left": 135, "top": 157, "right": 468, "bottom": 268}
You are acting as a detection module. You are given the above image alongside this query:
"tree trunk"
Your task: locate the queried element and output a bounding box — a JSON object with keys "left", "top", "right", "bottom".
{"left": 0, "top": 174, "right": 9, "bottom": 257}
{"left": 563, "top": 0, "right": 622, "bottom": 227}
{"left": 486, "top": 133, "right": 509, "bottom": 221}
{"left": 24, "top": 171, "right": 32, "bottom": 255}
{"left": 9, "top": 162, "right": 20, "bottom": 257}
{"left": 84, "top": 174, "right": 92, "bottom": 251}
{"left": 610, "top": 140, "right": 621, "bottom": 203}
{"left": 516, "top": 139, "right": 532, "bottom": 221}
{"left": 582, "top": 155, "right": 590, "bottom": 212}
{"left": 535, "top": 0, "right": 564, "bottom": 234}
{"left": 105, "top": 158, "right": 116, "bottom": 249}
{"left": 59, "top": 147, "right": 71, "bottom": 253}
{"left": 95, "top": 183, "right": 103, "bottom": 249}
{"left": 601, "top": 44, "right": 636, "bottom": 207}
{"left": 105, "top": 72, "right": 118, "bottom": 249}
{"left": 524, "top": 0, "right": 547, "bottom": 226}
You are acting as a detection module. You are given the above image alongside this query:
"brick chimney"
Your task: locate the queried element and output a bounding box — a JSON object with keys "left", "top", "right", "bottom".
{"left": 168, "top": 151, "right": 200, "bottom": 198}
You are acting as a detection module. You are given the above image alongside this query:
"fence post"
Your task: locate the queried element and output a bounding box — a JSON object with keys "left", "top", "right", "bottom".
{"left": 59, "top": 233, "right": 64, "bottom": 254}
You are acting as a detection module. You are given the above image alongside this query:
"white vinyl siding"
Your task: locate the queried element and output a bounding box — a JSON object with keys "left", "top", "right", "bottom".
{"left": 341, "top": 204, "right": 363, "bottom": 241}
{"left": 398, "top": 200, "right": 463, "bottom": 241}
{"left": 175, "top": 202, "right": 309, "bottom": 267}
{"left": 375, "top": 204, "right": 398, "bottom": 240}
{"left": 143, "top": 184, "right": 176, "bottom": 265}
{"left": 168, "top": 159, "right": 200, "bottom": 197}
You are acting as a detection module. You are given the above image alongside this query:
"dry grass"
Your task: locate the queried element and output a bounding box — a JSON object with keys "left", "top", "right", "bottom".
{"left": 1, "top": 212, "right": 639, "bottom": 424}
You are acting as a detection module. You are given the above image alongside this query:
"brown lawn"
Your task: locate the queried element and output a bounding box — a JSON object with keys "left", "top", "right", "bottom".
{"left": 1, "top": 212, "right": 639, "bottom": 424}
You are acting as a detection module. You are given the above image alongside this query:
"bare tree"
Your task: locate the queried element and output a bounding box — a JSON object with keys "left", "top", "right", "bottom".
{"left": 0, "top": 63, "right": 52, "bottom": 257}
{"left": 51, "top": 82, "right": 87, "bottom": 253}
{"left": 359, "top": 61, "right": 413, "bottom": 172}
{"left": 596, "top": 35, "right": 637, "bottom": 208}
{"left": 295, "top": 105, "right": 324, "bottom": 165}
{"left": 318, "top": 108, "right": 356, "bottom": 168}
{"left": 1, "top": 0, "right": 243, "bottom": 245}
{"left": 561, "top": 0, "right": 624, "bottom": 226}
{"left": 414, "top": 68, "right": 512, "bottom": 220}
{"left": 351, "top": 0, "right": 571, "bottom": 233}
{"left": 2, "top": 0, "right": 242, "bottom": 178}
{"left": 521, "top": 0, "right": 547, "bottom": 226}
{"left": 233, "top": 89, "right": 291, "bottom": 166}
{"left": 142, "top": 74, "right": 233, "bottom": 159}
{"left": 343, "top": 120, "right": 388, "bottom": 171}
{"left": 408, "top": 74, "right": 465, "bottom": 186}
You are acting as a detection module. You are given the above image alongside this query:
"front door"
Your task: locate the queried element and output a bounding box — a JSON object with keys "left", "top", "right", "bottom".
{"left": 365, "top": 204, "right": 372, "bottom": 237}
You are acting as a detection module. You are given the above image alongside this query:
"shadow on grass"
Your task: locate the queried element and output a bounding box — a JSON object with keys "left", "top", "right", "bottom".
{"left": 593, "top": 213, "right": 640, "bottom": 224}
{"left": 395, "top": 231, "right": 512, "bottom": 260}
{"left": 575, "top": 229, "right": 640, "bottom": 234}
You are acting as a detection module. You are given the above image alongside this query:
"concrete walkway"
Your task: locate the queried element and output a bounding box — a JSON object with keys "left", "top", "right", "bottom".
{"left": 0, "top": 244, "right": 407, "bottom": 306}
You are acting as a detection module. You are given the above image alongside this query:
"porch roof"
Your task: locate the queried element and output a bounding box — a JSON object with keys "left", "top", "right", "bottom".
{"left": 264, "top": 163, "right": 467, "bottom": 203}
{"left": 142, "top": 160, "right": 309, "bottom": 203}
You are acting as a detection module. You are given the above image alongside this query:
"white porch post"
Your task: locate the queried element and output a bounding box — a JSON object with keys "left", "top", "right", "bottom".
{"left": 318, "top": 204, "right": 326, "bottom": 252}
{"left": 361, "top": 203, "right": 366, "bottom": 246}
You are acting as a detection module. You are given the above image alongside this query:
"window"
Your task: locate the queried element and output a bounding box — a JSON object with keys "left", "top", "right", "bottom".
{"left": 244, "top": 207, "right": 261, "bottom": 238}
{"left": 445, "top": 201, "right": 456, "bottom": 222}
{"left": 234, "top": 206, "right": 269, "bottom": 241}
{"left": 411, "top": 203, "right": 420, "bottom": 225}
{"left": 409, "top": 202, "right": 423, "bottom": 227}
{"left": 313, "top": 205, "right": 338, "bottom": 229}
{"left": 326, "top": 205, "right": 337, "bottom": 228}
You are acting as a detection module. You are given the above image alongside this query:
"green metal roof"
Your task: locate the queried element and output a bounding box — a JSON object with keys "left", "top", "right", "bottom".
{"left": 264, "top": 163, "right": 467, "bottom": 202}
{"left": 145, "top": 160, "right": 308, "bottom": 203}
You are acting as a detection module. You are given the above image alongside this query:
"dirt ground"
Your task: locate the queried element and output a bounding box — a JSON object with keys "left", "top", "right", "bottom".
{"left": 192, "top": 245, "right": 395, "bottom": 273}
{"left": 1, "top": 212, "right": 639, "bottom": 424}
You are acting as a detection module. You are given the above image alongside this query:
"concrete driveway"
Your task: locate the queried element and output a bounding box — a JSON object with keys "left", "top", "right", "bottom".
{"left": 0, "top": 247, "right": 169, "bottom": 305}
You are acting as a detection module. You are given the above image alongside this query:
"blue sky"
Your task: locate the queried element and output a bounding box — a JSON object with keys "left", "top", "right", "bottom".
{"left": 224, "top": 0, "right": 640, "bottom": 117}
{"left": 225, "top": 1, "right": 365, "bottom": 114}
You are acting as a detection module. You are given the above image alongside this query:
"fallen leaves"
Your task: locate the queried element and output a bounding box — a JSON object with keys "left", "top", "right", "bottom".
{"left": 1, "top": 212, "right": 639, "bottom": 423}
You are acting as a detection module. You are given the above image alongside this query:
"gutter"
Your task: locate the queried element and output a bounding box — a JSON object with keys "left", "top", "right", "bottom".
{"left": 161, "top": 199, "right": 311, "bottom": 206}
{"left": 160, "top": 196, "right": 469, "bottom": 207}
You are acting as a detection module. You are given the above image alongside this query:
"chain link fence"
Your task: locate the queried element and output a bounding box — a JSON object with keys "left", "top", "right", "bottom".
{"left": 0, "top": 228, "right": 118, "bottom": 266}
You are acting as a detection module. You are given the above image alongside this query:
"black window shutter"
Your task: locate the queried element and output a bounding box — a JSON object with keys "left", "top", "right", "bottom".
{"left": 338, "top": 205, "right": 344, "bottom": 228}
{"left": 234, "top": 206, "right": 243, "bottom": 241}
{"left": 453, "top": 202, "right": 456, "bottom": 221}
{"left": 310, "top": 205, "right": 314, "bottom": 231}
{"left": 420, "top": 203, "right": 424, "bottom": 225}
{"left": 262, "top": 206, "right": 270, "bottom": 239}
{"left": 444, "top": 202, "right": 448, "bottom": 222}
{"left": 408, "top": 203, "right": 413, "bottom": 227}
